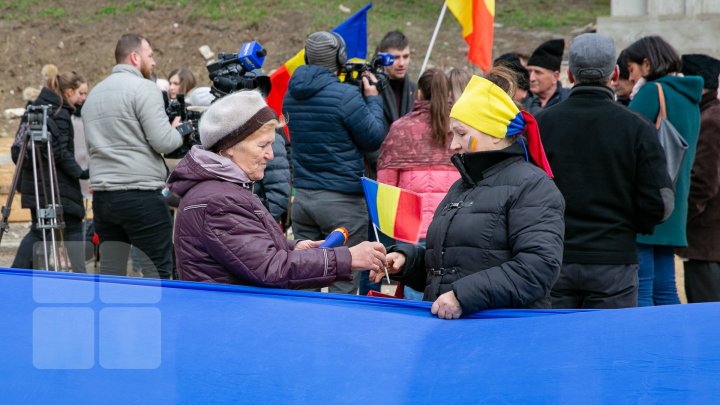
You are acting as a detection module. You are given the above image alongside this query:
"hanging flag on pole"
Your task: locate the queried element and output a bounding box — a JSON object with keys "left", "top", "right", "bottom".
{"left": 266, "top": 3, "right": 372, "bottom": 118}
{"left": 361, "top": 177, "right": 422, "bottom": 244}
{"left": 447, "top": 0, "right": 495, "bottom": 72}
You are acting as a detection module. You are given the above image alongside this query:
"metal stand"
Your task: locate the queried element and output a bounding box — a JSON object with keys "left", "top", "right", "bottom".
{"left": 0, "top": 105, "right": 70, "bottom": 272}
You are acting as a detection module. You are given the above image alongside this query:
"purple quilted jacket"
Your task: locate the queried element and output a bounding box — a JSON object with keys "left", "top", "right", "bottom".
{"left": 168, "top": 146, "right": 352, "bottom": 289}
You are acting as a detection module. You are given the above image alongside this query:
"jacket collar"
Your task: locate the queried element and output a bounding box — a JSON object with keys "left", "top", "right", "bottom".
{"left": 111, "top": 64, "right": 145, "bottom": 79}
{"left": 700, "top": 90, "right": 719, "bottom": 112}
{"left": 451, "top": 142, "right": 525, "bottom": 187}
{"left": 569, "top": 84, "right": 615, "bottom": 100}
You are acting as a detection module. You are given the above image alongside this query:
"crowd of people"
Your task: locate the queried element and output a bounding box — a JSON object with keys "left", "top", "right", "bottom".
{"left": 11, "top": 28, "right": 720, "bottom": 318}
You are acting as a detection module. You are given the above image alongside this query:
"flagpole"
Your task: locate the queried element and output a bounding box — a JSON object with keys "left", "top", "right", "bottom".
{"left": 420, "top": 1, "right": 448, "bottom": 76}
{"left": 373, "top": 224, "right": 391, "bottom": 283}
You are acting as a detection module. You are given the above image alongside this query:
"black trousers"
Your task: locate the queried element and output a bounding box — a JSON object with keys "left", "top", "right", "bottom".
{"left": 684, "top": 260, "right": 720, "bottom": 303}
{"left": 551, "top": 263, "right": 639, "bottom": 309}
{"left": 93, "top": 190, "right": 173, "bottom": 279}
{"left": 12, "top": 210, "right": 86, "bottom": 273}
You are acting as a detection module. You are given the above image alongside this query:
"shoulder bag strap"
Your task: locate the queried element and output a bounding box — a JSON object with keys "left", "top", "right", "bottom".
{"left": 654, "top": 82, "right": 667, "bottom": 129}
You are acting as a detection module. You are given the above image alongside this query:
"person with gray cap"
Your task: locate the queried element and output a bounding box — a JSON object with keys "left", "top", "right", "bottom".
{"left": 675, "top": 54, "right": 720, "bottom": 303}
{"left": 168, "top": 90, "right": 387, "bottom": 288}
{"left": 536, "top": 33, "right": 674, "bottom": 309}
{"left": 522, "top": 39, "right": 570, "bottom": 114}
{"left": 283, "top": 31, "right": 385, "bottom": 295}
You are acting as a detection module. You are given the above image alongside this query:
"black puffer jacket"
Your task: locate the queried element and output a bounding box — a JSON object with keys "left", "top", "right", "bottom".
{"left": 11, "top": 88, "right": 87, "bottom": 219}
{"left": 254, "top": 130, "right": 291, "bottom": 221}
{"left": 392, "top": 143, "right": 565, "bottom": 314}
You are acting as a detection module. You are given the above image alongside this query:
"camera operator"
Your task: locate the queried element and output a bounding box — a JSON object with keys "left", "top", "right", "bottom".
{"left": 283, "top": 31, "right": 385, "bottom": 295}
{"left": 11, "top": 70, "right": 90, "bottom": 273}
{"left": 82, "top": 33, "right": 184, "bottom": 279}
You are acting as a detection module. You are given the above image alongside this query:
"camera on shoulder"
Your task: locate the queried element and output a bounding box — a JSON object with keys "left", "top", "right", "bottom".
{"left": 340, "top": 53, "right": 394, "bottom": 93}
{"left": 164, "top": 41, "right": 272, "bottom": 159}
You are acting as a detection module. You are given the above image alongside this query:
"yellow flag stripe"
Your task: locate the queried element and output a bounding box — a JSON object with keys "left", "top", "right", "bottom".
{"left": 286, "top": 49, "right": 306, "bottom": 75}
{"left": 376, "top": 184, "right": 401, "bottom": 238}
{"left": 447, "top": 0, "right": 474, "bottom": 38}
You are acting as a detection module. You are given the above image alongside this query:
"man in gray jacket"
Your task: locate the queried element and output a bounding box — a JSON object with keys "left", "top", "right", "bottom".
{"left": 83, "top": 33, "right": 183, "bottom": 279}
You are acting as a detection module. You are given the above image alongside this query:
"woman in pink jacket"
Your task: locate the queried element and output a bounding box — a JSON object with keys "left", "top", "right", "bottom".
{"left": 377, "top": 69, "right": 461, "bottom": 241}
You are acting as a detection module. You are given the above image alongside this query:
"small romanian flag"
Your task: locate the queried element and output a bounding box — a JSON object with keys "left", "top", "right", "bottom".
{"left": 361, "top": 177, "right": 422, "bottom": 244}
{"left": 447, "top": 0, "right": 495, "bottom": 72}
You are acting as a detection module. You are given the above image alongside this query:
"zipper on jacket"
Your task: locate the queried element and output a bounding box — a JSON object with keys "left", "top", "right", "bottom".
{"left": 183, "top": 203, "right": 207, "bottom": 211}
{"left": 323, "top": 249, "right": 329, "bottom": 277}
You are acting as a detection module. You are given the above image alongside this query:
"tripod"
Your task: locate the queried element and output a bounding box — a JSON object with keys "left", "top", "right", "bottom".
{"left": 0, "top": 105, "right": 70, "bottom": 272}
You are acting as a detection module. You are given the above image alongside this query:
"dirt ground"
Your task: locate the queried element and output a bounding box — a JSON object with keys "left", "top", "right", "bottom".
{"left": 0, "top": 2, "right": 584, "bottom": 136}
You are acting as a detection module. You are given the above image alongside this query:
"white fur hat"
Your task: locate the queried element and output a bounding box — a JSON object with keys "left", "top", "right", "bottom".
{"left": 198, "top": 90, "right": 277, "bottom": 151}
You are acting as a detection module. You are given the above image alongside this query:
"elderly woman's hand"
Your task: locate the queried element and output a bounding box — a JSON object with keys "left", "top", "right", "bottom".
{"left": 349, "top": 242, "right": 386, "bottom": 273}
{"left": 431, "top": 291, "right": 463, "bottom": 320}
{"left": 295, "top": 240, "right": 324, "bottom": 250}
{"left": 370, "top": 251, "right": 405, "bottom": 283}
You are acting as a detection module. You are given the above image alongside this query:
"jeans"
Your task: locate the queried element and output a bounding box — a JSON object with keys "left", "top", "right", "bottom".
{"left": 637, "top": 244, "right": 680, "bottom": 306}
{"left": 93, "top": 190, "right": 174, "bottom": 279}
{"left": 12, "top": 210, "right": 86, "bottom": 273}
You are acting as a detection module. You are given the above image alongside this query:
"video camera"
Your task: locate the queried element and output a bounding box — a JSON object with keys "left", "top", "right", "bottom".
{"left": 26, "top": 105, "right": 51, "bottom": 142}
{"left": 207, "top": 41, "right": 271, "bottom": 99}
{"left": 164, "top": 93, "right": 201, "bottom": 159}
{"left": 164, "top": 41, "right": 272, "bottom": 159}
{"left": 341, "top": 53, "right": 395, "bottom": 93}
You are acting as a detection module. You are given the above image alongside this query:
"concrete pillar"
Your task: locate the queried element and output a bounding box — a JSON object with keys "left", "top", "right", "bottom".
{"left": 648, "top": 0, "right": 685, "bottom": 16}
{"left": 611, "top": 0, "right": 647, "bottom": 16}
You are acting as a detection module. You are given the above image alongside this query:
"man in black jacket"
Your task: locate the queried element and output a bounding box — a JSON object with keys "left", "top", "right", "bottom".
{"left": 536, "top": 33, "right": 674, "bottom": 309}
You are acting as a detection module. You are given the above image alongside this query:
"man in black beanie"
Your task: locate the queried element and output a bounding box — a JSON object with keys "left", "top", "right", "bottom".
{"left": 676, "top": 54, "right": 720, "bottom": 303}
{"left": 523, "top": 38, "right": 570, "bottom": 114}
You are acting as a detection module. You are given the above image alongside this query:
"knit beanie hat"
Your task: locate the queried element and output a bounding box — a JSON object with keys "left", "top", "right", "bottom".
{"left": 527, "top": 39, "right": 565, "bottom": 72}
{"left": 199, "top": 90, "right": 277, "bottom": 151}
{"left": 305, "top": 31, "right": 346, "bottom": 71}
{"left": 494, "top": 53, "right": 530, "bottom": 91}
{"left": 682, "top": 54, "right": 720, "bottom": 90}
{"left": 450, "top": 76, "right": 554, "bottom": 178}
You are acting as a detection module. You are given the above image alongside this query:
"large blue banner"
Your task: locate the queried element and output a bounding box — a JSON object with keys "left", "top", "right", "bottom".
{"left": 1, "top": 268, "right": 718, "bottom": 403}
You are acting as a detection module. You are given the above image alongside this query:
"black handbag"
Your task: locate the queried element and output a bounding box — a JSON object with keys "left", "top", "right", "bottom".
{"left": 655, "top": 82, "right": 688, "bottom": 187}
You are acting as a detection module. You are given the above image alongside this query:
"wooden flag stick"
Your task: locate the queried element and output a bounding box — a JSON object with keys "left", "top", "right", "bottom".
{"left": 373, "top": 224, "right": 391, "bottom": 283}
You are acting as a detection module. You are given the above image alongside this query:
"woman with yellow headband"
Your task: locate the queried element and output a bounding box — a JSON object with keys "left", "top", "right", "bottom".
{"left": 372, "top": 68, "right": 565, "bottom": 319}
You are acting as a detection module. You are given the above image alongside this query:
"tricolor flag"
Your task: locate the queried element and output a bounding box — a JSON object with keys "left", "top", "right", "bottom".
{"left": 361, "top": 177, "right": 422, "bottom": 244}
{"left": 447, "top": 0, "right": 495, "bottom": 72}
{"left": 266, "top": 3, "right": 372, "bottom": 118}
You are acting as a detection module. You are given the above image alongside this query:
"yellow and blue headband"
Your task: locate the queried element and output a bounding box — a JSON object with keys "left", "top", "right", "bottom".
{"left": 449, "top": 75, "right": 553, "bottom": 178}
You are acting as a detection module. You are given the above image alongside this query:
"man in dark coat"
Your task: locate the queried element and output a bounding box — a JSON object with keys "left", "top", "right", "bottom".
{"left": 537, "top": 34, "right": 674, "bottom": 309}
{"left": 523, "top": 39, "right": 570, "bottom": 114}
{"left": 676, "top": 54, "right": 720, "bottom": 302}
{"left": 364, "top": 31, "right": 417, "bottom": 181}
{"left": 283, "top": 31, "right": 385, "bottom": 294}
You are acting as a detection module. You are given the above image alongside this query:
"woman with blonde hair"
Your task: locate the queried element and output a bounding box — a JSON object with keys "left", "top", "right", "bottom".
{"left": 11, "top": 68, "right": 89, "bottom": 273}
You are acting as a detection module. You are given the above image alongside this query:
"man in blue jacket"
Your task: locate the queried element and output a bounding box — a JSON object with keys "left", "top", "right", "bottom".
{"left": 283, "top": 31, "right": 385, "bottom": 294}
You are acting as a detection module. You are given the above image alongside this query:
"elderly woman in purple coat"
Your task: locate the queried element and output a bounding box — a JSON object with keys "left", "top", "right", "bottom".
{"left": 168, "top": 90, "right": 386, "bottom": 288}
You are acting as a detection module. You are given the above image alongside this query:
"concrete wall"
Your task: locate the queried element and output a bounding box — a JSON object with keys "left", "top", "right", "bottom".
{"left": 598, "top": 0, "right": 720, "bottom": 57}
